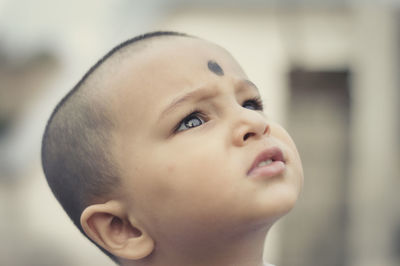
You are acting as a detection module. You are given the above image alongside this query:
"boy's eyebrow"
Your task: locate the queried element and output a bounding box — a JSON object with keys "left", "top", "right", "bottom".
{"left": 159, "top": 79, "right": 259, "bottom": 119}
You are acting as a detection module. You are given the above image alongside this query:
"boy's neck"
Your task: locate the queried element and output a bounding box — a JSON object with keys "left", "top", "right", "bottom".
{"left": 121, "top": 224, "right": 270, "bottom": 266}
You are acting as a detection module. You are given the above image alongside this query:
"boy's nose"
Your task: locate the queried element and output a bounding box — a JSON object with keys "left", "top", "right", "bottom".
{"left": 231, "top": 109, "right": 270, "bottom": 147}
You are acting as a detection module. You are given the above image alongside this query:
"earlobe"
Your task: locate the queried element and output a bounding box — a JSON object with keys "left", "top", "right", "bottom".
{"left": 80, "top": 200, "right": 154, "bottom": 260}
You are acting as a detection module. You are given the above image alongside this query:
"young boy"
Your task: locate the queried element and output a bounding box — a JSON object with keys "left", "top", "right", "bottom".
{"left": 41, "top": 31, "right": 303, "bottom": 266}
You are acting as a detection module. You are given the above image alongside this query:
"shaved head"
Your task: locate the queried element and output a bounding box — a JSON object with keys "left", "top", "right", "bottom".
{"left": 41, "top": 31, "right": 190, "bottom": 262}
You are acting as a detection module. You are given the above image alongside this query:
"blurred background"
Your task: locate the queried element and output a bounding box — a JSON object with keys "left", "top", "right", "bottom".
{"left": 0, "top": 0, "right": 399, "bottom": 265}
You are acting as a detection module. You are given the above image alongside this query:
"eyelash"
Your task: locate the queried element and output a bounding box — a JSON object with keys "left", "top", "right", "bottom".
{"left": 173, "top": 96, "right": 264, "bottom": 133}
{"left": 242, "top": 97, "right": 264, "bottom": 111}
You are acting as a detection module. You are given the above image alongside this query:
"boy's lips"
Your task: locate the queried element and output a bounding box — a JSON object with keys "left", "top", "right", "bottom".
{"left": 247, "top": 146, "right": 286, "bottom": 178}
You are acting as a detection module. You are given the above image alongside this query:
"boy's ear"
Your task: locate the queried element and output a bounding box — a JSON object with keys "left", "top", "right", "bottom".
{"left": 80, "top": 200, "right": 154, "bottom": 260}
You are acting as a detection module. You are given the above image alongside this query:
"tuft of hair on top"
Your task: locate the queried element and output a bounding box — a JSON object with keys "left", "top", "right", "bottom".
{"left": 41, "top": 31, "right": 191, "bottom": 263}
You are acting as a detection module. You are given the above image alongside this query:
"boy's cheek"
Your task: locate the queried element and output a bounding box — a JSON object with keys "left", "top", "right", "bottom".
{"left": 137, "top": 150, "right": 231, "bottom": 201}
{"left": 271, "top": 124, "right": 302, "bottom": 162}
{"left": 268, "top": 123, "right": 304, "bottom": 190}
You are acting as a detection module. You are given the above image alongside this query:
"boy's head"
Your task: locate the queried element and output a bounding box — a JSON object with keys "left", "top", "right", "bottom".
{"left": 42, "top": 31, "right": 303, "bottom": 265}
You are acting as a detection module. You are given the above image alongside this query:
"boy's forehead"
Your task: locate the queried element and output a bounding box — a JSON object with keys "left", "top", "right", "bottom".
{"left": 108, "top": 37, "right": 246, "bottom": 125}
{"left": 113, "top": 38, "right": 244, "bottom": 92}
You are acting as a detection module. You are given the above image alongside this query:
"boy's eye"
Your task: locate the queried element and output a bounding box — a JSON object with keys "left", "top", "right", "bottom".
{"left": 175, "top": 112, "right": 206, "bottom": 132}
{"left": 242, "top": 97, "right": 264, "bottom": 111}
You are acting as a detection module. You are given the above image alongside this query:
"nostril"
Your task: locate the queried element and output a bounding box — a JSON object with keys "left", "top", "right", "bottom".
{"left": 243, "top": 132, "right": 255, "bottom": 141}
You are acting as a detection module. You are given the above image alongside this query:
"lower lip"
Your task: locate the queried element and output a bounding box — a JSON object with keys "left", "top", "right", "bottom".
{"left": 247, "top": 161, "right": 286, "bottom": 179}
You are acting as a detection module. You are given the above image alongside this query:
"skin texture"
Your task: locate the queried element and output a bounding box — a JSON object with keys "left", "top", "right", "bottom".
{"left": 81, "top": 37, "right": 304, "bottom": 266}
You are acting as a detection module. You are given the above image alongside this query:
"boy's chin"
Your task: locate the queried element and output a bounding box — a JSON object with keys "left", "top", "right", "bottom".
{"left": 257, "top": 191, "right": 299, "bottom": 224}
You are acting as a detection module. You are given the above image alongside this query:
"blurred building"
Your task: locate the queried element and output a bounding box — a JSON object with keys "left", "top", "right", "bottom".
{"left": 0, "top": 1, "right": 399, "bottom": 266}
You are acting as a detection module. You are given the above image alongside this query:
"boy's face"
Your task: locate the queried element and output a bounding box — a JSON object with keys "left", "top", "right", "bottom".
{"left": 109, "top": 37, "right": 303, "bottom": 244}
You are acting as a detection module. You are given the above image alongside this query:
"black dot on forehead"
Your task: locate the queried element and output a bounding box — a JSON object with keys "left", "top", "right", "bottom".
{"left": 207, "top": 60, "right": 224, "bottom": 76}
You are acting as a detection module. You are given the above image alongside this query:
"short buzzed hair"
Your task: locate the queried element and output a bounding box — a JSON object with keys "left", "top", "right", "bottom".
{"left": 41, "top": 31, "right": 189, "bottom": 262}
